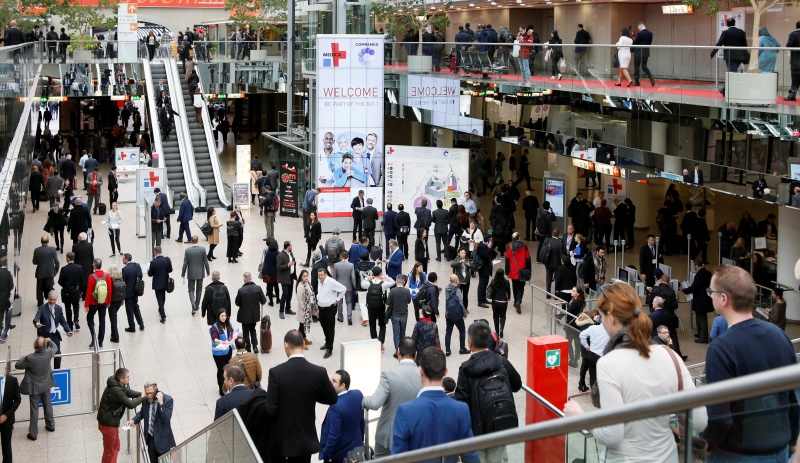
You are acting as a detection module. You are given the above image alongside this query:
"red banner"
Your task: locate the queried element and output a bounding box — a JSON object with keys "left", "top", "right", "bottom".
{"left": 54, "top": 0, "right": 225, "bottom": 8}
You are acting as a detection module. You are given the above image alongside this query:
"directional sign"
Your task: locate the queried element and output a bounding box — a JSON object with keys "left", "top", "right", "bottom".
{"left": 118, "top": 3, "right": 138, "bottom": 24}
{"left": 1, "top": 370, "right": 72, "bottom": 406}
{"left": 545, "top": 349, "right": 561, "bottom": 369}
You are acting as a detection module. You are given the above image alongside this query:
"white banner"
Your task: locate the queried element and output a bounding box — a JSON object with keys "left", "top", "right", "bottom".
{"left": 136, "top": 167, "right": 166, "bottom": 207}
{"left": 316, "top": 35, "right": 385, "bottom": 218}
{"left": 384, "top": 145, "right": 469, "bottom": 234}
{"left": 115, "top": 147, "right": 140, "bottom": 169}
{"left": 405, "top": 76, "right": 460, "bottom": 114}
{"left": 571, "top": 148, "right": 596, "bottom": 161}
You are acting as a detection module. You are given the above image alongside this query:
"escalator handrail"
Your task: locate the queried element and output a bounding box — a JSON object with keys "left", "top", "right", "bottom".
{"left": 141, "top": 60, "right": 165, "bottom": 167}
{"left": 196, "top": 72, "right": 230, "bottom": 207}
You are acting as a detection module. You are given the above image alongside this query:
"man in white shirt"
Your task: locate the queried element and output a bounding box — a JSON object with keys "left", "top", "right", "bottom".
{"left": 462, "top": 191, "right": 477, "bottom": 217}
{"left": 578, "top": 314, "right": 610, "bottom": 392}
{"left": 592, "top": 190, "right": 605, "bottom": 209}
{"left": 316, "top": 268, "right": 347, "bottom": 359}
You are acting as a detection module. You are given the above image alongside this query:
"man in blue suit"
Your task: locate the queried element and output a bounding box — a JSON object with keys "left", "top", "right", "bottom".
{"left": 384, "top": 239, "right": 404, "bottom": 280}
{"left": 214, "top": 364, "right": 252, "bottom": 420}
{"left": 33, "top": 291, "right": 73, "bottom": 369}
{"left": 147, "top": 247, "right": 173, "bottom": 324}
{"left": 153, "top": 188, "right": 172, "bottom": 239}
{"left": 175, "top": 192, "right": 194, "bottom": 243}
{"left": 128, "top": 382, "right": 176, "bottom": 463}
{"left": 348, "top": 237, "right": 370, "bottom": 267}
{"left": 319, "top": 369, "right": 365, "bottom": 462}
{"left": 392, "top": 347, "right": 479, "bottom": 463}
{"left": 121, "top": 253, "right": 144, "bottom": 332}
{"left": 382, "top": 203, "right": 397, "bottom": 258}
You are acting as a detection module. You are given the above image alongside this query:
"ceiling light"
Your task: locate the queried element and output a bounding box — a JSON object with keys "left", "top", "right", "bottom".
{"left": 469, "top": 2, "right": 474, "bottom": 5}
{"left": 491, "top": 1, "right": 496, "bottom": 4}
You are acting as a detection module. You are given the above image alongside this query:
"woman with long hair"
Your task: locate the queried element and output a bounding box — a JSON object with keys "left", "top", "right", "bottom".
{"left": 487, "top": 268, "right": 511, "bottom": 337}
{"left": 226, "top": 211, "right": 242, "bottom": 263}
{"left": 546, "top": 30, "right": 563, "bottom": 80}
{"left": 107, "top": 265, "right": 124, "bottom": 343}
{"left": 564, "top": 283, "right": 707, "bottom": 462}
{"left": 106, "top": 202, "right": 123, "bottom": 257}
{"left": 210, "top": 310, "right": 237, "bottom": 396}
{"left": 737, "top": 211, "right": 757, "bottom": 250}
{"left": 615, "top": 28, "right": 633, "bottom": 87}
{"left": 206, "top": 207, "right": 221, "bottom": 260}
{"left": 414, "top": 229, "right": 430, "bottom": 273}
{"left": 262, "top": 237, "right": 280, "bottom": 305}
{"left": 146, "top": 30, "right": 157, "bottom": 61}
{"left": 565, "top": 286, "right": 586, "bottom": 367}
{"left": 729, "top": 237, "right": 748, "bottom": 268}
{"left": 408, "top": 262, "right": 427, "bottom": 321}
{"left": 304, "top": 212, "right": 321, "bottom": 267}
{"left": 295, "top": 269, "right": 316, "bottom": 348}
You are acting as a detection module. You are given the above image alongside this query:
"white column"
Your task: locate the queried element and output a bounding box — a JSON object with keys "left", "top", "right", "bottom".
{"left": 777, "top": 207, "right": 800, "bottom": 321}
{"left": 652, "top": 121, "right": 681, "bottom": 174}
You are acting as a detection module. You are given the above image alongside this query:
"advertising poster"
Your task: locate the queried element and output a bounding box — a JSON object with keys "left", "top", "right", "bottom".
{"left": 384, "top": 145, "right": 469, "bottom": 234}
{"left": 280, "top": 161, "right": 299, "bottom": 217}
{"left": 116, "top": 147, "right": 140, "bottom": 169}
{"left": 404, "top": 76, "right": 460, "bottom": 114}
{"left": 571, "top": 148, "right": 597, "bottom": 161}
{"left": 316, "top": 35, "right": 384, "bottom": 218}
{"left": 236, "top": 145, "right": 252, "bottom": 183}
{"left": 136, "top": 167, "right": 166, "bottom": 206}
{"left": 544, "top": 178, "right": 565, "bottom": 218}
{"left": 232, "top": 183, "right": 249, "bottom": 206}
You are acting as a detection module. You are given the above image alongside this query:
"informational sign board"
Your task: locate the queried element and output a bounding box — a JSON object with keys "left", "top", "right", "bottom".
{"left": 115, "top": 147, "right": 140, "bottom": 169}
{"left": 232, "top": 183, "right": 249, "bottom": 206}
{"left": 236, "top": 145, "right": 252, "bottom": 183}
{"left": 405, "top": 76, "right": 460, "bottom": 114}
{"left": 117, "top": 3, "right": 138, "bottom": 63}
{"left": 544, "top": 178, "right": 565, "bottom": 218}
{"left": 136, "top": 167, "right": 166, "bottom": 206}
{"left": 384, "top": 145, "right": 468, "bottom": 234}
{"left": 280, "top": 161, "right": 299, "bottom": 217}
{"left": 316, "top": 35, "right": 384, "bottom": 219}
{"left": 571, "top": 148, "right": 597, "bottom": 161}
{"left": 1, "top": 370, "right": 72, "bottom": 407}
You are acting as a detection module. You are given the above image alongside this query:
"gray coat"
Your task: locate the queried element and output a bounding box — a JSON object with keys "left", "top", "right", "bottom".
{"left": 362, "top": 205, "right": 379, "bottom": 230}
{"left": 182, "top": 245, "right": 209, "bottom": 280}
{"left": 332, "top": 260, "right": 357, "bottom": 291}
{"left": 235, "top": 281, "right": 266, "bottom": 324}
{"left": 46, "top": 174, "right": 64, "bottom": 198}
{"left": 16, "top": 340, "right": 56, "bottom": 395}
{"left": 276, "top": 250, "right": 296, "bottom": 285}
{"left": 33, "top": 245, "right": 60, "bottom": 278}
{"left": 362, "top": 360, "right": 423, "bottom": 457}
{"left": 432, "top": 207, "right": 449, "bottom": 234}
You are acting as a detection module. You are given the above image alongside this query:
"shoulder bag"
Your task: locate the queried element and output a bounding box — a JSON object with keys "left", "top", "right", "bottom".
{"left": 236, "top": 354, "right": 261, "bottom": 389}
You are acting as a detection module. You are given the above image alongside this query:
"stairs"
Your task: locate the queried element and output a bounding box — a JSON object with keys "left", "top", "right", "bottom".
{"left": 150, "top": 62, "right": 186, "bottom": 205}
{"left": 178, "top": 72, "right": 223, "bottom": 207}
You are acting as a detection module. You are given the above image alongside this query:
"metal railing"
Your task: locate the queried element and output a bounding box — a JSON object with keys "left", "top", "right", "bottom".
{"left": 158, "top": 408, "right": 263, "bottom": 462}
{"left": 369, "top": 362, "right": 800, "bottom": 462}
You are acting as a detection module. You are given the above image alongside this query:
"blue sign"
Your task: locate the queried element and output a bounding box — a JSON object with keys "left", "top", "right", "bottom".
{"left": 1, "top": 369, "right": 71, "bottom": 406}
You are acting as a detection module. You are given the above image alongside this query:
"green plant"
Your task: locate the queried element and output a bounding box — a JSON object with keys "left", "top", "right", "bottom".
{"left": 53, "top": 0, "right": 118, "bottom": 36}
{"left": 67, "top": 33, "right": 96, "bottom": 52}
{"left": 371, "top": 0, "right": 451, "bottom": 56}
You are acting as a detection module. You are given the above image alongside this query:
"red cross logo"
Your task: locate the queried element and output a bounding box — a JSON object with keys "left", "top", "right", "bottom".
{"left": 145, "top": 171, "right": 160, "bottom": 187}
{"left": 330, "top": 43, "right": 347, "bottom": 66}
{"left": 611, "top": 178, "right": 623, "bottom": 194}
{"left": 120, "top": 152, "right": 126, "bottom": 160}
{"left": 387, "top": 147, "right": 394, "bottom": 155}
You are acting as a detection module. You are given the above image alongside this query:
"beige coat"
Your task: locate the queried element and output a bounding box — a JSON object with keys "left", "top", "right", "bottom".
{"left": 208, "top": 215, "right": 221, "bottom": 245}
{"left": 295, "top": 281, "right": 317, "bottom": 323}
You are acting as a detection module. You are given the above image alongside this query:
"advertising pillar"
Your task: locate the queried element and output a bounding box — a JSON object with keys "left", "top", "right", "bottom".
{"left": 136, "top": 168, "right": 166, "bottom": 237}
{"left": 280, "top": 161, "right": 300, "bottom": 217}
{"left": 543, "top": 171, "right": 567, "bottom": 233}
{"left": 526, "top": 335, "right": 568, "bottom": 462}
{"left": 315, "top": 35, "right": 384, "bottom": 229}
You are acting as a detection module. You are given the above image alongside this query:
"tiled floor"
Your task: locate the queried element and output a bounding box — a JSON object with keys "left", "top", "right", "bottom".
{"left": 5, "top": 133, "right": 798, "bottom": 462}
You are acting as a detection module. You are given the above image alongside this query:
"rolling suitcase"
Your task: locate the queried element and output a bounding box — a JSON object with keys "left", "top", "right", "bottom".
{"left": 259, "top": 309, "right": 272, "bottom": 353}
{"left": 98, "top": 203, "right": 107, "bottom": 215}
{"left": 11, "top": 294, "right": 21, "bottom": 317}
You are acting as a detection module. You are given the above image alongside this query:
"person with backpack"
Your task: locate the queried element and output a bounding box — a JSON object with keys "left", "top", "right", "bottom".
{"left": 444, "top": 274, "right": 469, "bottom": 357}
{"left": 361, "top": 267, "right": 395, "bottom": 352}
{"left": 454, "top": 320, "right": 521, "bottom": 462}
{"left": 201, "top": 271, "right": 232, "bottom": 326}
{"left": 85, "top": 258, "right": 113, "bottom": 349}
{"left": 324, "top": 229, "right": 346, "bottom": 266}
{"left": 505, "top": 233, "right": 532, "bottom": 314}
{"left": 535, "top": 201, "right": 556, "bottom": 262}
{"left": 106, "top": 265, "right": 126, "bottom": 344}
{"left": 450, "top": 248, "right": 472, "bottom": 313}
{"left": 259, "top": 185, "right": 277, "bottom": 239}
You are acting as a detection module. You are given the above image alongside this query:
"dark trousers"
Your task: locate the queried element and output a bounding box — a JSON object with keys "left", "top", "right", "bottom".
{"left": 460, "top": 283, "right": 470, "bottom": 309}
{"left": 536, "top": 236, "right": 547, "bottom": 262}
{"left": 525, "top": 218, "right": 535, "bottom": 240}
{"left": 434, "top": 232, "right": 447, "bottom": 259}
{"left": 513, "top": 169, "right": 531, "bottom": 190}
{"left": 398, "top": 233, "right": 409, "bottom": 259}
{"left": 242, "top": 322, "right": 257, "bottom": 352}
{"left": 108, "top": 302, "right": 121, "bottom": 341}
{"left": 446, "top": 226, "right": 459, "bottom": 252}
{"left": 633, "top": 54, "right": 652, "bottom": 81}
{"left": 146, "top": 434, "right": 161, "bottom": 463}
{"left": 36, "top": 277, "right": 54, "bottom": 307}
{"left": 626, "top": 223, "right": 635, "bottom": 248}
{"left": 445, "top": 317, "right": 466, "bottom": 353}
{"left": 109, "top": 190, "right": 119, "bottom": 205}
{"left": 87, "top": 304, "right": 107, "bottom": 345}
{"left": 368, "top": 307, "right": 386, "bottom": 344}
{"left": 155, "top": 290, "right": 166, "bottom": 319}
{"left": 579, "top": 350, "right": 600, "bottom": 387}
{"left": 213, "top": 350, "right": 232, "bottom": 393}
{"left": 491, "top": 300, "right": 508, "bottom": 335}
{"left": 695, "top": 311, "right": 709, "bottom": 341}
{"left": 284, "top": 456, "right": 312, "bottom": 463}
{"left": 163, "top": 216, "right": 172, "bottom": 237}
{"left": 53, "top": 227, "right": 65, "bottom": 250}
{"left": 545, "top": 267, "right": 555, "bottom": 295}
{"left": 125, "top": 296, "right": 143, "bottom": 329}
{"left": 352, "top": 217, "right": 363, "bottom": 242}
{"left": 63, "top": 293, "right": 80, "bottom": 328}
{"left": 512, "top": 279, "right": 526, "bottom": 306}
{"left": 477, "top": 272, "right": 490, "bottom": 304}
{"left": 280, "top": 283, "right": 293, "bottom": 312}
{"left": 364, "top": 228, "right": 375, "bottom": 247}
{"left": 108, "top": 229, "right": 121, "bottom": 255}
{"left": 791, "top": 72, "right": 800, "bottom": 92}
{"left": 319, "top": 304, "right": 337, "bottom": 349}
{"left": 266, "top": 282, "right": 280, "bottom": 304}
{"left": 0, "top": 422, "right": 12, "bottom": 463}
{"left": 177, "top": 221, "right": 192, "bottom": 241}
{"left": 50, "top": 334, "right": 63, "bottom": 369}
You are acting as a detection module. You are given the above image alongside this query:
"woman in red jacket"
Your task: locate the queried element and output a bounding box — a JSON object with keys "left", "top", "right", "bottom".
{"left": 519, "top": 26, "right": 535, "bottom": 85}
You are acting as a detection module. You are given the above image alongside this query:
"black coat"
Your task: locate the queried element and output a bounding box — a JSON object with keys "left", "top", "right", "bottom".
{"left": 58, "top": 262, "right": 85, "bottom": 298}
{"left": 710, "top": 27, "right": 748, "bottom": 63}
{"left": 214, "top": 385, "right": 253, "bottom": 420}
{"left": 362, "top": 205, "right": 379, "bottom": 230}
{"left": 394, "top": 211, "right": 411, "bottom": 234}
{"left": 121, "top": 262, "right": 142, "bottom": 299}
{"left": 683, "top": 267, "right": 713, "bottom": 314}
{"left": 235, "top": 282, "right": 266, "bottom": 324}
{"left": 67, "top": 205, "right": 92, "bottom": 240}
{"left": 0, "top": 375, "right": 21, "bottom": 426}
{"left": 350, "top": 196, "right": 364, "bottom": 220}
{"left": 201, "top": 281, "right": 232, "bottom": 325}
{"left": 523, "top": 195, "right": 540, "bottom": 219}
{"left": 788, "top": 29, "right": 800, "bottom": 72}
{"left": 72, "top": 241, "right": 94, "bottom": 282}
{"left": 632, "top": 28, "right": 653, "bottom": 57}
{"left": 306, "top": 221, "right": 322, "bottom": 245}
{"left": 639, "top": 243, "right": 663, "bottom": 286}
{"left": 147, "top": 255, "right": 173, "bottom": 291}
{"left": 3, "top": 27, "right": 25, "bottom": 46}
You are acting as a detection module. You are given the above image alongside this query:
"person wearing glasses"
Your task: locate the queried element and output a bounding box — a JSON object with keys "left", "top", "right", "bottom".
{"left": 680, "top": 259, "right": 713, "bottom": 344}
{"left": 564, "top": 283, "right": 707, "bottom": 462}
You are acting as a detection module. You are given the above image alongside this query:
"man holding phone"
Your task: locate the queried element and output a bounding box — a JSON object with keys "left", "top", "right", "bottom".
{"left": 128, "top": 382, "right": 176, "bottom": 463}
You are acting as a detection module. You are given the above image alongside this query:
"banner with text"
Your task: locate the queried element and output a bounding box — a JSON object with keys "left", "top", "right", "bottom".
{"left": 316, "top": 35, "right": 384, "bottom": 218}
{"left": 136, "top": 167, "right": 166, "bottom": 206}
{"left": 404, "top": 75, "right": 460, "bottom": 114}
{"left": 280, "top": 161, "right": 299, "bottom": 217}
{"left": 384, "top": 145, "right": 469, "bottom": 234}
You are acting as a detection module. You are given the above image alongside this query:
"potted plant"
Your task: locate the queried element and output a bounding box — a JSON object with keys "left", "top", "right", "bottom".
{"left": 372, "top": 0, "right": 451, "bottom": 73}
{"left": 224, "top": 0, "right": 286, "bottom": 60}
{"left": 68, "top": 34, "right": 97, "bottom": 61}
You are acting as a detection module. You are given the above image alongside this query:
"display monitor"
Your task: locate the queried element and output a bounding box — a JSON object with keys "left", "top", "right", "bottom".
{"left": 753, "top": 237, "right": 768, "bottom": 250}
{"left": 790, "top": 163, "right": 800, "bottom": 181}
{"left": 544, "top": 178, "right": 565, "bottom": 218}
{"left": 624, "top": 267, "right": 639, "bottom": 285}
{"left": 617, "top": 267, "right": 630, "bottom": 283}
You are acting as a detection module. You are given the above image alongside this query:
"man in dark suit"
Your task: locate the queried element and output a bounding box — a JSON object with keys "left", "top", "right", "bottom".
{"left": 692, "top": 163, "right": 704, "bottom": 186}
{"left": 431, "top": 200, "right": 450, "bottom": 261}
{"left": 632, "top": 22, "right": 655, "bottom": 87}
{"left": 67, "top": 197, "right": 92, "bottom": 244}
{"left": 3, "top": 21, "right": 26, "bottom": 62}
{"left": 681, "top": 260, "right": 713, "bottom": 343}
{"left": 33, "top": 235, "right": 60, "bottom": 307}
{"left": 361, "top": 198, "right": 379, "bottom": 247}
{"left": 150, "top": 197, "right": 165, "bottom": 249}
{"left": 153, "top": 188, "right": 172, "bottom": 238}
{"left": 0, "top": 257, "right": 14, "bottom": 343}
{"left": 638, "top": 234, "right": 663, "bottom": 287}
{"left": 710, "top": 17, "right": 748, "bottom": 95}
{"left": 392, "top": 347, "right": 480, "bottom": 462}
{"left": 128, "top": 382, "right": 176, "bottom": 463}
{"left": 393, "top": 204, "right": 412, "bottom": 259}
{"left": 121, "top": 253, "right": 144, "bottom": 332}
{"left": 523, "top": 189, "right": 540, "bottom": 241}
{"left": 0, "top": 362, "right": 21, "bottom": 462}
{"left": 16, "top": 337, "right": 58, "bottom": 440}
{"left": 350, "top": 190, "right": 365, "bottom": 243}
{"left": 320, "top": 370, "right": 365, "bottom": 463}
{"left": 182, "top": 236, "right": 209, "bottom": 315}
{"left": 276, "top": 241, "right": 298, "bottom": 318}
{"left": 108, "top": 166, "right": 119, "bottom": 205}
{"left": 175, "top": 192, "right": 194, "bottom": 243}
{"left": 57, "top": 252, "right": 84, "bottom": 332}
{"left": 265, "top": 330, "right": 338, "bottom": 462}
{"left": 757, "top": 213, "right": 778, "bottom": 239}
{"left": 72, "top": 232, "right": 94, "bottom": 289}
{"left": 382, "top": 203, "right": 397, "bottom": 258}
{"left": 148, "top": 247, "right": 173, "bottom": 323}
{"left": 214, "top": 364, "right": 252, "bottom": 420}
{"left": 33, "top": 291, "right": 73, "bottom": 369}
{"left": 235, "top": 272, "right": 266, "bottom": 353}
{"left": 201, "top": 271, "right": 232, "bottom": 326}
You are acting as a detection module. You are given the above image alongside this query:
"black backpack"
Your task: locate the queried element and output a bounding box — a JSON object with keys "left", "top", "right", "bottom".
{"left": 211, "top": 288, "right": 228, "bottom": 311}
{"left": 536, "top": 211, "right": 551, "bottom": 236}
{"left": 414, "top": 285, "right": 429, "bottom": 306}
{"left": 262, "top": 192, "right": 277, "bottom": 212}
{"left": 471, "top": 371, "right": 519, "bottom": 435}
{"left": 111, "top": 280, "right": 126, "bottom": 303}
{"left": 538, "top": 240, "right": 552, "bottom": 264}
{"left": 366, "top": 281, "right": 385, "bottom": 309}
{"left": 471, "top": 249, "right": 484, "bottom": 271}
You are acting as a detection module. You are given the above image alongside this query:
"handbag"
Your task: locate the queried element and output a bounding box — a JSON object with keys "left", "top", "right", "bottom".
{"left": 558, "top": 57, "right": 566, "bottom": 74}
{"left": 612, "top": 51, "right": 620, "bottom": 68}
{"left": 575, "top": 312, "right": 594, "bottom": 327}
{"left": 166, "top": 277, "right": 175, "bottom": 293}
{"left": 236, "top": 355, "right": 261, "bottom": 389}
{"left": 544, "top": 48, "right": 552, "bottom": 62}
{"left": 511, "top": 249, "right": 531, "bottom": 281}
{"left": 257, "top": 249, "right": 266, "bottom": 278}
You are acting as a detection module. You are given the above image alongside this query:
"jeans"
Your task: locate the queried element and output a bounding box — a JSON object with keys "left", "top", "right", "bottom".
{"left": 708, "top": 448, "right": 788, "bottom": 463}
{"left": 155, "top": 289, "right": 166, "bottom": 319}
{"left": 391, "top": 314, "right": 408, "bottom": 351}
{"left": 520, "top": 58, "right": 531, "bottom": 82}
{"left": 188, "top": 279, "right": 202, "bottom": 312}
{"left": 242, "top": 322, "right": 257, "bottom": 352}
{"left": 445, "top": 317, "right": 466, "bottom": 353}
{"left": 87, "top": 304, "right": 107, "bottom": 345}
{"left": 368, "top": 307, "right": 386, "bottom": 344}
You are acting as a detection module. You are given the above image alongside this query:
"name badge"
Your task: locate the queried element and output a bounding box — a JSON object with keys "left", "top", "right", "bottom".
{"left": 652, "top": 259, "right": 657, "bottom": 264}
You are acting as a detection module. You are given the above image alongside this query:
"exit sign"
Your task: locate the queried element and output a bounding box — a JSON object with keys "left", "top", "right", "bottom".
{"left": 131, "top": 95, "right": 141, "bottom": 100}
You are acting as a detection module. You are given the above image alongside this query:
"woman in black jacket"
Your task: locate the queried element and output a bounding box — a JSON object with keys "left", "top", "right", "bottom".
{"left": 566, "top": 286, "right": 586, "bottom": 368}
{"left": 226, "top": 211, "right": 242, "bottom": 263}
{"left": 46, "top": 204, "right": 69, "bottom": 252}
{"left": 547, "top": 30, "right": 563, "bottom": 80}
{"left": 261, "top": 237, "right": 280, "bottom": 305}
{"left": 304, "top": 212, "right": 322, "bottom": 267}
{"left": 487, "top": 268, "right": 511, "bottom": 337}
{"left": 554, "top": 255, "right": 577, "bottom": 300}
{"left": 415, "top": 229, "right": 430, "bottom": 273}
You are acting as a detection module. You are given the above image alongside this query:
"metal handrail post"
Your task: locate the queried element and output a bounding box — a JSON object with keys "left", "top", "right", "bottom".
{"left": 92, "top": 330, "right": 99, "bottom": 411}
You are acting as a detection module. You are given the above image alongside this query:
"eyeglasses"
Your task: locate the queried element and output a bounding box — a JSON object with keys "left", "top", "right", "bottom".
{"left": 705, "top": 288, "right": 725, "bottom": 297}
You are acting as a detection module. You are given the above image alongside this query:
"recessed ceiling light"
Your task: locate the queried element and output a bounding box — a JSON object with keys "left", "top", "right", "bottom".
{"left": 491, "top": 1, "right": 496, "bottom": 4}
{"left": 469, "top": 2, "right": 474, "bottom": 5}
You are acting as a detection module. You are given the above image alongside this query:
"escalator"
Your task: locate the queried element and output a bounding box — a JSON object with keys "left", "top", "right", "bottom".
{"left": 177, "top": 70, "right": 226, "bottom": 207}
{"left": 149, "top": 62, "right": 186, "bottom": 204}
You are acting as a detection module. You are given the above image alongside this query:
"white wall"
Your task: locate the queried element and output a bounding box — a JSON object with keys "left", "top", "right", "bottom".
{"left": 777, "top": 206, "right": 800, "bottom": 321}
